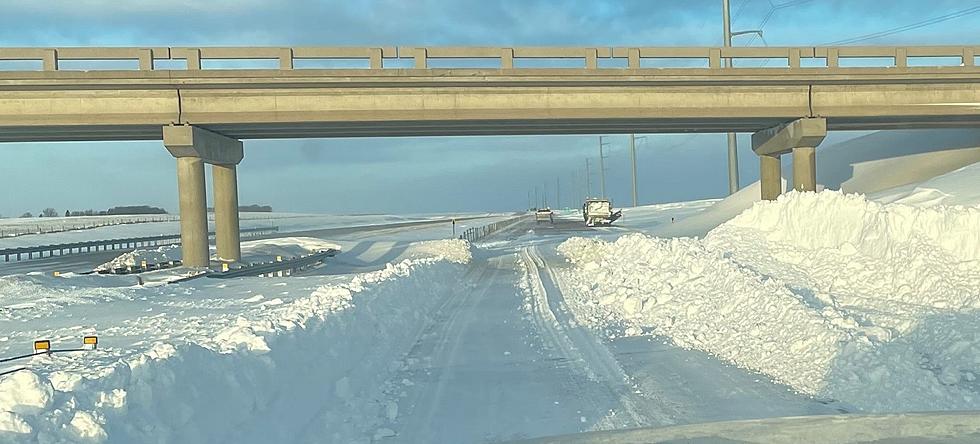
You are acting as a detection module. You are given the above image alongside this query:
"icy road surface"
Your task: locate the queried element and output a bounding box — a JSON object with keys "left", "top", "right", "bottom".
{"left": 0, "top": 210, "right": 844, "bottom": 443}
{"left": 348, "top": 218, "right": 841, "bottom": 443}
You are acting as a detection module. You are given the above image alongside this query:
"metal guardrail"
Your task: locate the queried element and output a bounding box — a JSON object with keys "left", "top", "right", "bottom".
{"left": 458, "top": 215, "right": 530, "bottom": 242}
{"left": 0, "top": 46, "right": 976, "bottom": 71}
{"left": 0, "top": 226, "right": 278, "bottom": 262}
{"left": 207, "top": 249, "right": 338, "bottom": 279}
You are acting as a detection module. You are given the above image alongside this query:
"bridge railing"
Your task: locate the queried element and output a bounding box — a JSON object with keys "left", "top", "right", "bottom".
{"left": 0, "top": 46, "right": 976, "bottom": 72}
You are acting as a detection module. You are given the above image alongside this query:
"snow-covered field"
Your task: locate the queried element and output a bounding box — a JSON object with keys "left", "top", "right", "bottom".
{"left": 0, "top": 211, "right": 506, "bottom": 249}
{"left": 555, "top": 162, "right": 980, "bottom": 413}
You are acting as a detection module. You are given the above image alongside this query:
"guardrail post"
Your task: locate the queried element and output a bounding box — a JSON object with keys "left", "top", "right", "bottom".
{"left": 279, "top": 48, "right": 294, "bottom": 70}
{"left": 42, "top": 49, "right": 58, "bottom": 71}
{"left": 895, "top": 48, "right": 908, "bottom": 68}
{"left": 627, "top": 48, "right": 640, "bottom": 69}
{"left": 370, "top": 48, "right": 383, "bottom": 69}
{"left": 788, "top": 48, "right": 801, "bottom": 69}
{"left": 963, "top": 48, "right": 975, "bottom": 67}
{"left": 709, "top": 48, "right": 721, "bottom": 69}
{"left": 585, "top": 48, "right": 598, "bottom": 69}
{"left": 501, "top": 48, "right": 514, "bottom": 69}
{"left": 138, "top": 49, "right": 154, "bottom": 71}
{"left": 184, "top": 49, "right": 202, "bottom": 70}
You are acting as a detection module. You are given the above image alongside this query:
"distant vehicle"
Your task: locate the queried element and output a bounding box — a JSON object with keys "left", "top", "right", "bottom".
{"left": 582, "top": 199, "right": 622, "bottom": 226}
{"left": 535, "top": 208, "right": 554, "bottom": 224}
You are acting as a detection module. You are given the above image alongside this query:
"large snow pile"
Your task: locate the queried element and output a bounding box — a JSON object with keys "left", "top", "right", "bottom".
{"left": 557, "top": 191, "right": 980, "bottom": 412}
{"left": 0, "top": 239, "right": 471, "bottom": 443}
{"left": 871, "top": 161, "right": 980, "bottom": 208}
{"left": 96, "top": 236, "right": 343, "bottom": 271}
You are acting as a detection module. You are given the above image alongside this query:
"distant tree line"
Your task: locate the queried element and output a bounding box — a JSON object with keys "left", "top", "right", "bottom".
{"left": 6, "top": 203, "right": 271, "bottom": 219}
{"left": 205, "top": 204, "right": 273, "bottom": 213}
{"left": 9, "top": 205, "right": 169, "bottom": 218}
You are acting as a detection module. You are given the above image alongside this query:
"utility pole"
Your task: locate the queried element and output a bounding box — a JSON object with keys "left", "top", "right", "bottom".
{"left": 534, "top": 186, "right": 538, "bottom": 210}
{"left": 723, "top": 0, "right": 740, "bottom": 195}
{"left": 556, "top": 177, "right": 560, "bottom": 209}
{"left": 585, "top": 158, "right": 592, "bottom": 198}
{"left": 527, "top": 190, "right": 532, "bottom": 210}
{"left": 571, "top": 173, "right": 578, "bottom": 206}
{"left": 543, "top": 181, "right": 548, "bottom": 208}
{"left": 598, "top": 136, "right": 610, "bottom": 199}
{"left": 629, "top": 134, "right": 646, "bottom": 207}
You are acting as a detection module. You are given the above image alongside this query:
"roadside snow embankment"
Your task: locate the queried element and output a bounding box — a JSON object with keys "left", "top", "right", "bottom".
{"left": 96, "top": 236, "right": 342, "bottom": 271}
{"left": 557, "top": 191, "right": 980, "bottom": 412}
{"left": 0, "top": 239, "right": 470, "bottom": 443}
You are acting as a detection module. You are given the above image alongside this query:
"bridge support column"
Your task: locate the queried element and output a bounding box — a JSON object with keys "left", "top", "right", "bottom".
{"left": 792, "top": 146, "right": 817, "bottom": 192}
{"left": 173, "top": 157, "right": 209, "bottom": 267}
{"left": 164, "top": 125, "right": 244, "bottom": 267}
{"left": 212, "top": 164, "right": 241, "bottom": 262}
{"left": 759, "top": 154, "right": 782, "bottom": 201}
{"left": 751, "top": 117, "right": 826, "bottom": 201}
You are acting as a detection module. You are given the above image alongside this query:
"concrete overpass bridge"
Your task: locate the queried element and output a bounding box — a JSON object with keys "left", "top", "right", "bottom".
{"left": 1, "top": 45, "right": 978, "bottom": 266}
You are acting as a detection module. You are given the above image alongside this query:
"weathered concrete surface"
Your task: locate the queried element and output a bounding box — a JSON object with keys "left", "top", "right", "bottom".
{"left": 792, "top": 147, "right": 817, "bottom": 192}
{"left": 752, "top": 118, "right": 827, "bottom": 156}
{"left": 212, "top": 164, "right": 241, "bottom": 262}
{"left": 172, "top": 156, "right": 209, "bottom": 267}
{"left": 0, "top": 69, "right": 978, "bottom": 141}
{"left": 753, "top": 118, "right": 827, "bottom": 199}
{"left": 164, "top": 124, "right": 243, "bottom": 267}
{"left": 163, "top": 125, "right": 243, "bottom": 165}
{"left": 760, "top": 155, "right": 783, "bottom": 201}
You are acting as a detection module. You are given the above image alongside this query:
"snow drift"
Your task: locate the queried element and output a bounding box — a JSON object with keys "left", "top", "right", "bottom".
{"left": 0, "top": 240, "right": 470, "bottom": 443}
{"left": 557, "top": 191, "right": 980, "bottom": 412}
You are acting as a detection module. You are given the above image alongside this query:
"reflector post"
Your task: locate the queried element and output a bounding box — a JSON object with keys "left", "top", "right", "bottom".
{"left": 33, "top": 340, "right": 50, "bottom": 353}
{"left": 82, "top": 336, "right": 98, "bottom": 350}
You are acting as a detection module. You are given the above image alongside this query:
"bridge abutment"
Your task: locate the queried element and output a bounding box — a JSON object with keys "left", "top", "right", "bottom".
{"left": 164, "top": 125, "right": 244, "bottom": 267}
{"left": 759, "top": 154, "right": 782, "bottom": 201}
{"left": 752, "top": 118, "right": 827, "bottom": 200}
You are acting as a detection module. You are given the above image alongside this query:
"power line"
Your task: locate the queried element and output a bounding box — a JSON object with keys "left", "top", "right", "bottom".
{"left": 731, "top": 0, "right": 752, "bottom": 24}
{"left": 824, "top": 5, "right": 980, "bottom": 45}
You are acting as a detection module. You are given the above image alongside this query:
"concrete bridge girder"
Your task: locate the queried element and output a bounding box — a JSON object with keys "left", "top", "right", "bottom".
{"left": 162, "top": 125, "right": 243, "bottom": 267}
{"left": 752, "top": 118, "right": 827, "bottom": 200}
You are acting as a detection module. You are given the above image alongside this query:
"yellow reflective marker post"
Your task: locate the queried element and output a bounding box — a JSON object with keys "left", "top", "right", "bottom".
{"left": 33, "top": 340, "right": 51, "bottom": 354}
{"left": 82, "top": 336, "right": 98, "bottom": 351}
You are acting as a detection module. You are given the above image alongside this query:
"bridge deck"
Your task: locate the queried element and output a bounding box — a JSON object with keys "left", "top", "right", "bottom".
{"left": 0, "top": 46, "right": 978, "bottom": 141}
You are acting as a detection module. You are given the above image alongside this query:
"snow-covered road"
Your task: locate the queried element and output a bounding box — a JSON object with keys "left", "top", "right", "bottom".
{"left": 326, "top": 218, "right": 843, "bottom": 442}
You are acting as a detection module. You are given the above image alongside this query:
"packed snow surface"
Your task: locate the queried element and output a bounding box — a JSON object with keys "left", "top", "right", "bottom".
{"left": 0, "top": 239, "right": 471, "bottom": 443}
{"left": 558, "top": 190, "right": 980, "bottom": 412}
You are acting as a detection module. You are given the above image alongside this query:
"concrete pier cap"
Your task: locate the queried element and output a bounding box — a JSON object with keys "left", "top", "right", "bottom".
{"left": 751, "top": 117, "right": 827, "bottom": 200}
{"left": 163, "top": 125, "right": 243, "bottom": 267}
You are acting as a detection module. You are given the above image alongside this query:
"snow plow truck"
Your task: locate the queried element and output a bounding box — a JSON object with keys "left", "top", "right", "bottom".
{"left": 583, "top": 199, "right": 622, "bottom": 226}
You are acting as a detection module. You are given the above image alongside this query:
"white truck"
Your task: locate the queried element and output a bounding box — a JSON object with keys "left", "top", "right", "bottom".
{"left": 582, "top": 199, "right": 622, "bottom": 226}
{"left": 535, "top": 208, "right": 554, "bottom": 224}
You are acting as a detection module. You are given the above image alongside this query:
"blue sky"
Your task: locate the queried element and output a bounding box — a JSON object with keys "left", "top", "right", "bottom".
{"left": 1, "top": 0, "right": 978, "bottom": 216}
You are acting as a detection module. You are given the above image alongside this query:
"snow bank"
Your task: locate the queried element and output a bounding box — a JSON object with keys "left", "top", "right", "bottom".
{"left": 96, "top": 236, "right": 343, "bottom": 271}
{"left": 871, "top": 161, "right": 980, "bottom": 208}
{"left": 0, "top": 239, "right": 471, "bottom": 443}
{"left": 557, "top": 191, "right": 980, "bottom": 412}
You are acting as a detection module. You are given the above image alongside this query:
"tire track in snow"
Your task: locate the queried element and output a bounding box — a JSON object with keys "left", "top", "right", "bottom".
{"left": 519, "top": 246, "right": 681, "bottom": 429}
